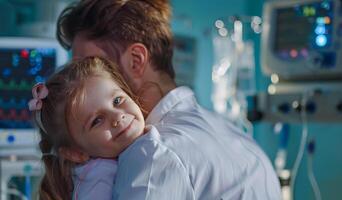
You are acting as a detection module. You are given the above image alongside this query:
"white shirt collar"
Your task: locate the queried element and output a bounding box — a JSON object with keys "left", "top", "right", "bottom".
{"left": 146, "top": 86, "right": 194, "bottom": 124}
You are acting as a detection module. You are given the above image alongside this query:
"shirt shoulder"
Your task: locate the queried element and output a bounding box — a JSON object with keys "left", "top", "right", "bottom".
{"left": 119, "top": 125, "right": 184, "bottom": 167}
{"left": 114, "top": 126, "right": 194, "bottom": 199}
{"left": 73, "top": 159, "right": 117, "bottom": 181}
{"left": 73, "top": 159, "right": 117, "bottom": 200}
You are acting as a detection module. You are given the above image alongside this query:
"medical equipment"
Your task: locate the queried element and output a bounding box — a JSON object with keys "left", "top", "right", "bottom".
{"left": 212, "top": 16, "right": 261, "bottom": 135}
{"left": 306, "top": 139, "right": 321, "bottom": 200}
{"left": 262, "top": 0, "right": 342, "bottom": 81}
{"left": 251, "top": 1, "right": 342, "bottom": 199}
{"left": 0, "top": 37, "right": 67, "bottom": 200}
{"left": 273, "top": 123, "right": 291, "bottom": 200}
{"left": 250, "top": 0, "right": 342, "bottom": 123}
{"left": 253, "top": 82, "right": 342, "bottom": 123}
{"left": 1, "top": 160, "right": 42, "bottom": 200}
{"left": 0, "top": 37, "right": 67, "bottom": 156}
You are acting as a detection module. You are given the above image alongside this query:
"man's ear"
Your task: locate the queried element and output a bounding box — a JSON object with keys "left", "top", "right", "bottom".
{"left": 59, "top": 147, "right": 90, "bottom": 163}
{"left": 127, "top": 43, "right": 149, "bottom": 78}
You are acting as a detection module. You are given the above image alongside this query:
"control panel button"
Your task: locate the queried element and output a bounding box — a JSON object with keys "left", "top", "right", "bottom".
{"left": 337, "top": 102, "right": 342, "bottom": 112}
{"left": 292, "top": 101, "right": 302, "bottom": 112}
{"left": 278, "top": 103, "right": 291, "bottom": 114}
{"left": 305, "top": 101, "right": 317, "bottom": 114}
{"left": 7, "top": 134, "right": 15, "bottom": 143}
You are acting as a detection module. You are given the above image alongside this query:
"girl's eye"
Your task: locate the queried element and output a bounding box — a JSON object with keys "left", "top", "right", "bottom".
{"left": 91, "top": 117, "right": 103, "bottom": 128}
{"left": 113, "top": 97, "right": 122, "bottom": 106}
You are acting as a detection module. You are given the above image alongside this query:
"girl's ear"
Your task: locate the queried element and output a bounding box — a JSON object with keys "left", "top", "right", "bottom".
{"left": 58, "top": 147, "right": 90, "bottom": 163}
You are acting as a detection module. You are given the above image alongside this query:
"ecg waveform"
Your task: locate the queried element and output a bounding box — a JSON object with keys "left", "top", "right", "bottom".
{"left": 0, "top": 80, "right": 37, "bottom": 91}
{"left": 0, "top": 109, "right": 31, "bottom": 128}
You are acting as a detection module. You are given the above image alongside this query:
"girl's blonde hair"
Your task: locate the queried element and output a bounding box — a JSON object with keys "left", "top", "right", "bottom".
{"left": 36, "top": 56, "right": 135, "bottom": 200}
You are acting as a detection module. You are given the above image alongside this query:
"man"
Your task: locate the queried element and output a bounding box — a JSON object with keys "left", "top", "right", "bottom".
{"left": 57, "top": 0, "right": 281, "bottom": 199}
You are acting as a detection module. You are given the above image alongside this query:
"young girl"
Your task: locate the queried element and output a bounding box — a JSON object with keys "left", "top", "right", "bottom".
{"left": 28, "top": 57, "right": 149, "bottom": 200}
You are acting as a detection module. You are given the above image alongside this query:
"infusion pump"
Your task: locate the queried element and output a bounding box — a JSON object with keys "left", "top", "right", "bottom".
{"left": 261, "top": 0, "right": 342, "bottom": 81}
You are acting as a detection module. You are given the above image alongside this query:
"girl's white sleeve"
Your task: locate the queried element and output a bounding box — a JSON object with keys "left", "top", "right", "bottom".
{"left": 73, "top": 159, "right": 117, "bottom": 200}
{"left": 113, "top": 139, "right": 195, "bottom": 200}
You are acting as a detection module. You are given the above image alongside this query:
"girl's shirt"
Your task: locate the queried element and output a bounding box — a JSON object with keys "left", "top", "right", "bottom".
{"left": 72, "top": 158, "right": 117, "bottom": 200}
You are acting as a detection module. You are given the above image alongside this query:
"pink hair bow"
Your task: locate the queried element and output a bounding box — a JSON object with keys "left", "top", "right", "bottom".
{"left": 28, "top": 83, "right": 49, "bottom": 111}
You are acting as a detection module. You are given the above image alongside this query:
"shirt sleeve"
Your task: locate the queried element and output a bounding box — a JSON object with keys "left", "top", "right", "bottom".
{"left": 113, "top": 140, "right": 195, "bottom": 200}
{"left": 77, "top": 180, "right": 113, "bottom": 200}
{"left": 73, "top": 159, "right": 117, "bottom": 200}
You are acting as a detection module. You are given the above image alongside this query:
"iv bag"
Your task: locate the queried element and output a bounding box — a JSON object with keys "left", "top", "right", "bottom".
{"left": 236, "top": 41, "right": 256, "bottom": 96}
{"left": 211, "top": 27, "right": 255, "bottom": 136}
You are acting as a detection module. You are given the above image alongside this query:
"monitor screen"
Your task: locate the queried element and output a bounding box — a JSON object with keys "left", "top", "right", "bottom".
{"left": 0, "top": 38, "right": 67, "bottom": 129}
{"left": 274, "top": 1, "right": 334, "bottom": 58}
{"left": 0, "top": 47, "right": 56, "bottom": 129}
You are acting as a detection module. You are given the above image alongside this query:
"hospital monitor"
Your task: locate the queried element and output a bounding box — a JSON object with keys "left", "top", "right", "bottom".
{"left": 0, "top": 37, "right": 68, "bottom": 156}
{"left": 261, "top": 0, "right": 342, "bottom": 81}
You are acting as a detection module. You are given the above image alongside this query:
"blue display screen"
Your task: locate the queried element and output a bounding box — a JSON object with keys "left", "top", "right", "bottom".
{"left": 274, "top": 1, "right": 334, "bottom": 59}
{"left": 0, "top": 48, "right": 56, "bottom": 129}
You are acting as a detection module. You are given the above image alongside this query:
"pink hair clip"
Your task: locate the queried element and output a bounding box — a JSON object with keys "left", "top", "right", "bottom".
{"left": 28, "top": 82, "right": 48, "bottom": 133}
{"left": 28, "top": 83, "right": 49, "bottom": 111}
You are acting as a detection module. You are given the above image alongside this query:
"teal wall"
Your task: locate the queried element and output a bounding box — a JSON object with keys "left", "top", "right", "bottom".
{"left": 171, "top": 0, "right": 342, "bottom": 199}
{"left": 171, "top": 0, "right": 247, "bottom": 110}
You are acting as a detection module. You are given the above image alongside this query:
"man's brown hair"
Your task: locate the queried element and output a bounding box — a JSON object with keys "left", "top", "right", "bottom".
{"left": 57, "top": 0, "right": 175, "bottom": 78}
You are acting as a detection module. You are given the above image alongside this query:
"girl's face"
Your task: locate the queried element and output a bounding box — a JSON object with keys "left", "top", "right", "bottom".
{"left": 68, "top": 76, "right": 145, "bottom": 158}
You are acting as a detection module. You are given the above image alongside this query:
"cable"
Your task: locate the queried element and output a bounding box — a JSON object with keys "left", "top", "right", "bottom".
{"left": 290, "top": 91, "right": 309, "bottom": 200}
{"left": 307, "top": 139, "right": 322, "bottom": 200}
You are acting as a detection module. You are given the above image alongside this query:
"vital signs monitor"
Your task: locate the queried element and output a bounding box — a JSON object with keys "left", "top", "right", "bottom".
{"left": 261, "top": 0, "right": 342, "bottom": 81}
{"left": 0, "top": 37, "right": 68, "bottom": 156}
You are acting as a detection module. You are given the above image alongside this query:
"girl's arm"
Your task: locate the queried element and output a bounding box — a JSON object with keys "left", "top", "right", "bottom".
{"left": 113, "top": 141, "right": 194, "bottom": 200}
{"left": 73, "top": 159, "right": 118, "bottom": 200}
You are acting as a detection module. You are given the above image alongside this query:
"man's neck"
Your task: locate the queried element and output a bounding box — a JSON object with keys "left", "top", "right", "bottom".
{"left": 138, "top": 73, "right": 176, "bottom": 115}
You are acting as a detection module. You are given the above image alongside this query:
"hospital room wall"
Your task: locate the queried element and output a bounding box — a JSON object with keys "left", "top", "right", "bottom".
{"left": 171, "top": 0, "right": 342, "bottom": 200}
{"left": 170, "top": 0, "right": 248, "bottom": 109}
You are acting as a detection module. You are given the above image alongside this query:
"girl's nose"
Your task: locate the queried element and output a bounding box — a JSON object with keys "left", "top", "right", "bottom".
{"left": 112, "top": 113, "right": 125, "bottom": 128}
